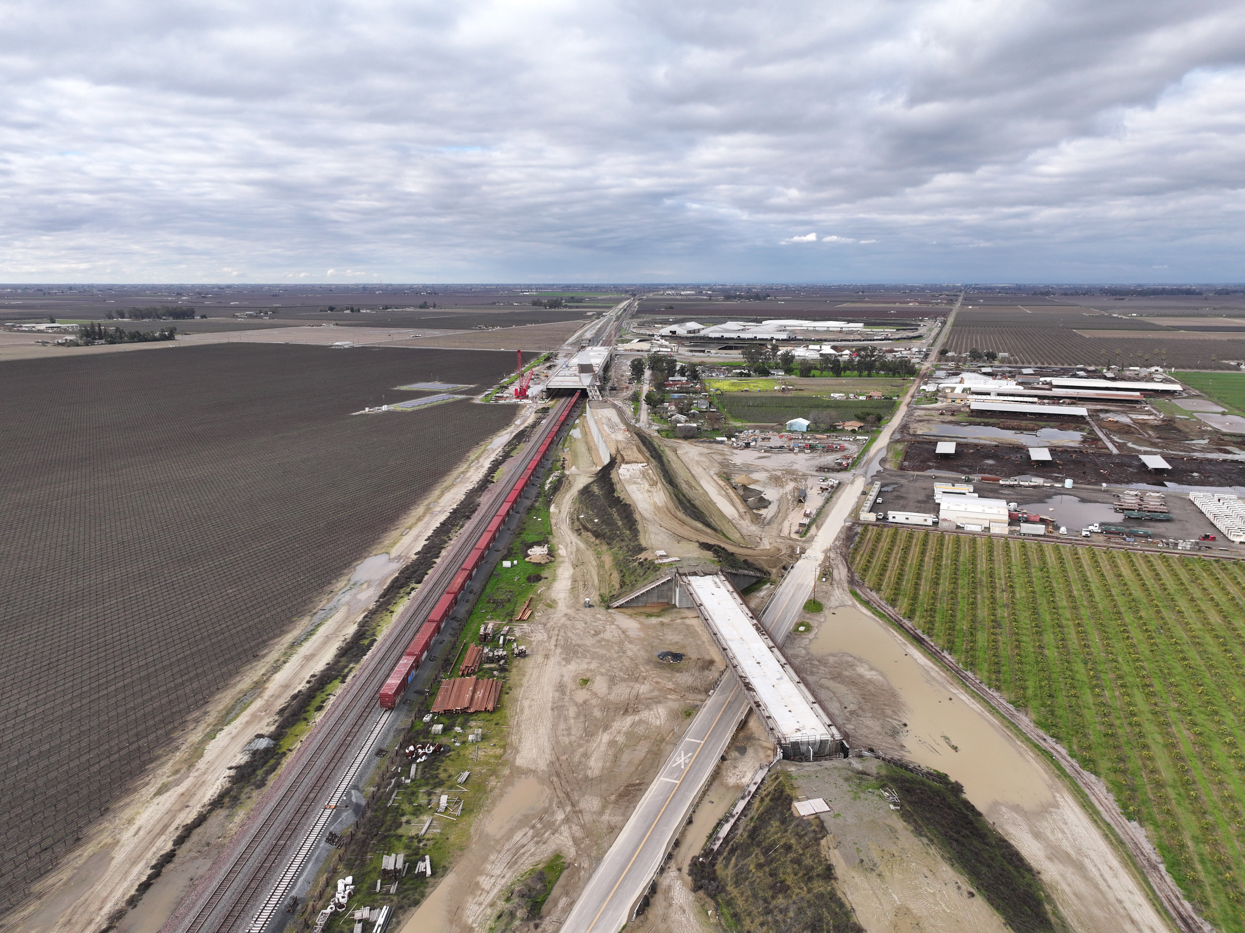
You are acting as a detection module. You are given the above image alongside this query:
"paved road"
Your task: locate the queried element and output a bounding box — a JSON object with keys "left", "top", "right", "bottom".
{"left": 560, "top": 298, "right": 962, "bottom": 933}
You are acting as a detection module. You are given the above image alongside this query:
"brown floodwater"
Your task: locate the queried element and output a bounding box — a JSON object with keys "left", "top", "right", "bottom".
{"left": 808, "top": 603, "right": 1052, "bottom": 810}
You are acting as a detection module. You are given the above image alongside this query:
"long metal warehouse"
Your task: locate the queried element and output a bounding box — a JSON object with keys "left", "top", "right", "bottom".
{"left": 970, "top": 400, "right": 1088, "bottom": 418}
{"left": 680, "top": 574, "right": 846, "bottom": 760}
{"left": 1046, "top": 377, "right": 1180, "bottom": 393}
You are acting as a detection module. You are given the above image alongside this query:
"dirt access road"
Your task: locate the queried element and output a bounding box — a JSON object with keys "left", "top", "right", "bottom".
{"left": 11, "top": 408, "right": 536, "bottom": 933}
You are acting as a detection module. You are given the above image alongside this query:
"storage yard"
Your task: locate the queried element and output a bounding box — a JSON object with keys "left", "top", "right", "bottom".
{"left": 900, "top": 441, "right": 1245, "bottom": 487}
{"left": 853, "top": 525, "right": 1245, "bottom": 933}
{"left": 0, "top": 343, "right": 516, "bottom": 917}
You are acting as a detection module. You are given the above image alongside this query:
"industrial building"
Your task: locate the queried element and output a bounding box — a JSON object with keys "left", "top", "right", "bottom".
{"left": 963, "top": 384, "right": 1144, "bottom": 403}
{"left": 680, "top": 574, "right": 846, "bottom": 760}
{"left": 938, "top": 494, "right": 1009, "bottom": 532}
{"left": 1139, "top": 454, "right": 1171, "bottom": 472}
{"left": 1045, "top": 377, "right": 1180, "bottom": 393}
{"left": 969, "top": 400, "right": 1088, "bottom": 418}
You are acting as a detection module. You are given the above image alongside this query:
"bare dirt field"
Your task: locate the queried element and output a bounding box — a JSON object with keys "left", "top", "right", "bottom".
{"left": 0, "top": 344, "right": 517, "bottom": 925}
{"left": 389, "top": 319, "right": 591, "bottom": 352}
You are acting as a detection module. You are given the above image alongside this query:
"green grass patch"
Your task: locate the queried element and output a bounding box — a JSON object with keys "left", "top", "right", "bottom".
{"left": 689, "top": 772, "right": 862, "bottom": 932}
{"left": 707, "top": 376, "right": 909, "bottom": 394}
{"left": 882, "top": 762, "right": 1056, "bottom": 932}
{"left": 803, "top": 599, "right": 823, "bottom": 613}
{"left": 1176, "top": 370, "right": 1245, "bottom": 417}
{"left": 717, "top": 394, "right": 895, "bottom": 426}
{"left": 852, "top": 525, "right": 1245, "bottom": 933}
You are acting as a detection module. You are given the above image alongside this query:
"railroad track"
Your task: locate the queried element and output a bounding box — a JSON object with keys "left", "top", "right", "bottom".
{"left": 164, "top": 394, "right": 580, "bottom": 933}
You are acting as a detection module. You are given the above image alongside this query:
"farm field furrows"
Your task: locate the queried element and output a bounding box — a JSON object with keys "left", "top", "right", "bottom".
{"left": 0, "top": 343, "right": 515, "bottom": 913}
{"left": 718, "top": 393, "right": 896, "bottom": 425}
{"left": 946, "top": 306, "right": 1245, "bottom": 368}
{"left": 1176, "top": 371, "right": 1245, "bottom": 417}
{"left": 852, "top": 526, "right": 1245, "bottom": 933}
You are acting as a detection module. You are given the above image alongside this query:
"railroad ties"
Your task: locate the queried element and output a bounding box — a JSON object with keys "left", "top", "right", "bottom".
{"left": 430, "top": 676, "right": 502, "bottom": 714}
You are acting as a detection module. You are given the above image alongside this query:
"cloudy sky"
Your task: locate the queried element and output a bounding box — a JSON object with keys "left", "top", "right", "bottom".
{"left": 2, "top": 0, "right": 1243, "bottom": 283}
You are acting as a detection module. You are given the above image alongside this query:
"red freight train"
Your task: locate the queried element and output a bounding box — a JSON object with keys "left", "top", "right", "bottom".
{"left": 379, "top": 396, "right": 578, "bottom": 709}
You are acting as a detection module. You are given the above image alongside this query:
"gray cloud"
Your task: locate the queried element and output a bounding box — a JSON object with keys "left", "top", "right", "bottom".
{"left": 0, "top": 0, "right": 1242, "bottom": 281}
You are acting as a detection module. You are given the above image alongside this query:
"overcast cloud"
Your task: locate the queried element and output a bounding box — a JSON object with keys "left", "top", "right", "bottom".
{"left": 0, "top": 0, "right": 1243, "bottom": 282}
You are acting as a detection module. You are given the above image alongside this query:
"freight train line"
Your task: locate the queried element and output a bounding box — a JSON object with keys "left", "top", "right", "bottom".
{"left": 164, "top": 394, "right": 581, "bottom": 933}
{"left": 245, "top": 711, "right": 391, "bottom": 931}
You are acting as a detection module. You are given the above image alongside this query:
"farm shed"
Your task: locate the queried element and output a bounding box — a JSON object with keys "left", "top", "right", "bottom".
{"left": 1028, "top": 447, "right": 1053, "bottom": 463}
{"left": 935, "top": 442, "right": 956, "bottom": 457}
{"left": 970, "top": 400, "right": 1088, "bottom": 418}
{"left": 786, "top": 417, "right": 812, "bottom": 432}
{"left": 1139, "top": 454, "right": 1171, "bottom": 473}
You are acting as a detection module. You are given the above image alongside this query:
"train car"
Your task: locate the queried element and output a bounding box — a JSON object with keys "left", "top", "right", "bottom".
{"left": 428, "top": 591, "right": 456, "bottom": 630}
{"left": 467, "top": 543, "right": 488, "bottom": 575}
{"left": 380, "top": 654, "right": 418, "bottom": 709}
{"left": 450, "top": 566, "right": 473, "bottom": 593}
{"left": 406, "top": 623, "right": 437, "bottom": 665}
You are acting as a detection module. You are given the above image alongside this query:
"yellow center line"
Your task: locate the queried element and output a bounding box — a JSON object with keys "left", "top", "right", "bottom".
{"left": 582, "top": 680, "right": 742, "bottom": 933}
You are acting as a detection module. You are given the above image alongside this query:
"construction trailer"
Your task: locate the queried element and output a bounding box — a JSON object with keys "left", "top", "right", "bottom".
{"left": 888, "top": 511, "right": 937, "bottom": 526}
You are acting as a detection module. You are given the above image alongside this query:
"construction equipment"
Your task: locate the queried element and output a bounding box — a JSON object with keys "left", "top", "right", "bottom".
{"left": 514, "top": 350, "right": 533, "bottom": 399}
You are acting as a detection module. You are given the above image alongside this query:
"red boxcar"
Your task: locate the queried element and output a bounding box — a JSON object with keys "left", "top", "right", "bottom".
{"left": 406, "top": 623, "right": 437, "bottom": 664}
{"left": 450, "top": 567, "right": 473, "bottom": 592}
{"left": 380, "top": 654, "right": 418, "bottom": 709}
{"left": 428, "top": 591, "right": 456, "bottom": 630}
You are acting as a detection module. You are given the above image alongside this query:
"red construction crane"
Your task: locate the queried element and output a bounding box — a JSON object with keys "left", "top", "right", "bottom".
{"left": 514, "top": 349, "right": 533, "bottom": 399}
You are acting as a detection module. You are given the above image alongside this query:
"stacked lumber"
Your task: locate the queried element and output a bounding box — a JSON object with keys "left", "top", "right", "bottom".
{"left": 515, "top": 596, "right": 534, "bottom": 622}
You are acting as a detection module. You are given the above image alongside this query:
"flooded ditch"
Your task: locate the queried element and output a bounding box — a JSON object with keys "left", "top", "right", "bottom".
{"left": 787, "top": 601, "right": 1171, "bottom": 933}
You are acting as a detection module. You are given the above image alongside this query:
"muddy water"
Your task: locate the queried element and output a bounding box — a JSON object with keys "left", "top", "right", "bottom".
{"left": 809, "top": 603, "right": 1052, "bottom": 811}
{"left": 1029, "top": 494, "right": 1119, "bottom": 529}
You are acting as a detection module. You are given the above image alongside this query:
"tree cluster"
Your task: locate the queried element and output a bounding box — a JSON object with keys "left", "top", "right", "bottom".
{"left": 530, "top": 296, "right": 584, "bottom": 308}
{"left": 107, "top": 305, "right": 198, "bottom": 321}
{"left": 966, "top": 347, "right": 999, "bottom": 362}
{"left": 70, "top": 322, "right": 178, "bottom": 345}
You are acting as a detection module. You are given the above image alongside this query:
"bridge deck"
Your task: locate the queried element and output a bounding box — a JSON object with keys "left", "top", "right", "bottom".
{"left": 681, "top": 573, "right": 844, "bottom": 759}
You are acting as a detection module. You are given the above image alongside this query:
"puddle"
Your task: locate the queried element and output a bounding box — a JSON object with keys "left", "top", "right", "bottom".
{"left": 675, "top": 784, "right": 736, "bottom": 876}
{"left": 479, "top": 776, "right": 545, "bottom": 838}
{"left": 352, "top": 552, "right": 401, "bottom": 585}
{"left": 1174, "top": 399, "right": 1225, "bottom": 412}
{"left": 1025, "top": 494, "right": 1119, "bottom": 530}
{"left": 919, "top": 424, "right": 1084, "bottom": 446}
{"left": 809, "top": 604, "right": 1053, "bottom": 811}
